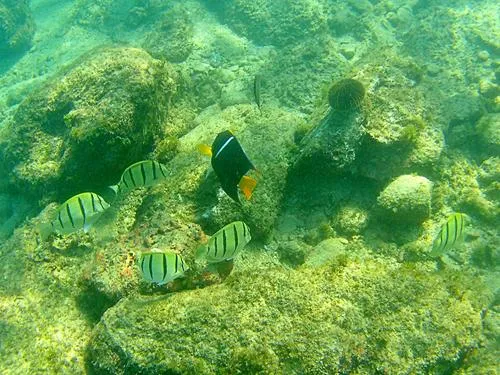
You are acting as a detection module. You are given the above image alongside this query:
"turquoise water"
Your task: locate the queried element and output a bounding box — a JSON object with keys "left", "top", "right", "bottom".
{"left": 0, "top": 0, "right": 498, "bottom": 373}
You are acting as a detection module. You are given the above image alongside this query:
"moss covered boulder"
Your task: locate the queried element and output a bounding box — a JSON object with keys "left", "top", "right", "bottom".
{"left": 0, "top": 0, "right": 34, "bottom": 54}
{"left": 205, "top": 0, "right": 327, "bottom": 47}
{"left": 377, "top": 174, "right": 432, "bottom": 224}
{"left": 87, "top": 253, "right": 489, "bottom": 374}
{"left": 0, "top": 47, "right": 178, "bottom": 200}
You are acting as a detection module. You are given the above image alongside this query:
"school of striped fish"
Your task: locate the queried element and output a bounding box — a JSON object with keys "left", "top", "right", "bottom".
{"left": 38, "top": 140, "right": 257, "bottom": 287}
{"left": 38, "top": 128, "right": 466, "bottom": 288}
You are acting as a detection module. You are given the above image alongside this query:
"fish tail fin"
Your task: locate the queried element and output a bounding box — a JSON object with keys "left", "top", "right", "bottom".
{"left": 37, "top": 222, "right": 52, "bottom": 241}
{"left": 239, "top": 175, "right": 257, "bottom": 200}
{"left": 108, "top": 185, "right": 119, "bottom": 195}
{"left": 197, "top": 144, "right": 212, "bottom": 157}
{"left": 195, "top": 244, "right": 208, "bottom": 261}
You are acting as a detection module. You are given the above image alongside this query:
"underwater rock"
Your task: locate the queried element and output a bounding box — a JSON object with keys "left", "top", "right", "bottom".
{"left": 377, "top": 175, "right": 432, "bottom": 224}
{"left": 0, "top": 0, "right": 35, "bottom": 54}
{"left": 87, "top": 253, "right": 488, "bottom": 374}
{"left": 476, "top": 113, "right": 500, "bottom": 156}
{"left": 292, "top": 109, "right": 366, "bottom": 175}
{"left": 0, "top": 47, "right": 178, "bottom": 201}
{"left": 333, "top": 204, "right": 368, "bottom": 236}
{"left": 205, "top": 0, "right": 327, "bottom": 47}
{"left": 142, "top": 4, "right": 194, "bottom": 63}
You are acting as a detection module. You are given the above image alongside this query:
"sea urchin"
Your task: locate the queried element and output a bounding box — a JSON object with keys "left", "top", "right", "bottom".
{"left": 328, "top": 78, "right": 365, "bottom": 111}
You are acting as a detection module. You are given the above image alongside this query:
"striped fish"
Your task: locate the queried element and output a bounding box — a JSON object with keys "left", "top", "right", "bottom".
{"left": 138, "top": 251, "right": 188, "bottom": 285}
{"left": 39, "top": 192, "right": 110, "bottom": 240}
{"left": 198, "top": 221, "right": 252, "bottom": 263}
{"left": 430, "top": 213, "right": 466, "bottom": 257}
{"left": 110, "top": 160, "right": 169, "bottom": 194}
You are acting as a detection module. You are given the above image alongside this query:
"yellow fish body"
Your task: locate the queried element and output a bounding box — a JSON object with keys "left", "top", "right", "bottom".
{"left": 430, "top": 213, "right": 466, "bottom": 257}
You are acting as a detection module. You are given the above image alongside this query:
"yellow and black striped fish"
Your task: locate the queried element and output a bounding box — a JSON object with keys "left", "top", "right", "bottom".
{"left": 138, "top": 251, "right": 188, "bottom": 285}
{"left": 38, "top": 192, "right": 110, "bottom": 240}
{"left": 110, "top": 160, "right": 169, "bottom": 194}
{"left": 197, "top": 221, "right": 252, "bottom": 263}
{"left": 430, "top": 213, "right": 466, "bottom": 257}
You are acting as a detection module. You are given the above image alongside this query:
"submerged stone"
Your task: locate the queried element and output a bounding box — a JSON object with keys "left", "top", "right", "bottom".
{"left": 87, "top": 255, "right": 487, "bottom": 374}
{"left": 0, "top": 47, "right": 178, "bottom": 201}
{"left": 377, "top": 175, "right": 432, "bottom": 224}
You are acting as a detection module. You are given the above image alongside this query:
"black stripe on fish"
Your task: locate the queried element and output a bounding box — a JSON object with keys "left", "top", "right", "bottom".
{"left": 66, "top": 203, "right": 75, "bottom": 228}
{"left": 140, "top": 162, "right": 147, "bottom": 185}
{"left": 141, "top": 255, "right": 146, "bottom": 274}
{"left": 453, "top": 215, "right": 459, "bottom": 244}
{"left": 234, "top": 223, "right": 239, "bottom": 252}
{"left": 91, "top": 193, "right": 97, "bottom": 213}
{"left": 122, "top": 174, "right": 129, "bottom": 189}
{"left": 243, "top": 223, "right": 247, "bottom": 238}
{"left": 78, "top": 197, "right": 86, "bottom": 226}
{"left": 97, "top": 195, "right": 106, "bottom": 211}
{"left": 58, "top": 211, "right": 64, "bottom": 229}
{"left": 128, "top": 168, "right": 137, "bottom": 187}
{"left": 222, "top": 229, "right": 227, "bottom": 257}
{"left": 175, "top": 254, "right": 179, "bottom": 273}
{"left": 214, "top": 236, "right": 218, "bottom": 257}
{"left": 148, "top": 254, "right": 154, "bottom": 280}
{"left": 152, "top": 160, "right": 157, "bottom": 180}
{"left": 181, "top": 257, "right": 186, "bottom": 271}
{"left": 443, "top": 222, "right": 450, "bottom": 250}
{"left": 162, "top": 253, "right": 167, "bottom": 282}
{"left": 159, "top": 163, "right": 167, "bottom": 178}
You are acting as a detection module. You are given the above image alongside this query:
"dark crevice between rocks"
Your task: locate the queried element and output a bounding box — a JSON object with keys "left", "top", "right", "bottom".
{"left": 75, "top": 281, "right": 119, "bottom": 326}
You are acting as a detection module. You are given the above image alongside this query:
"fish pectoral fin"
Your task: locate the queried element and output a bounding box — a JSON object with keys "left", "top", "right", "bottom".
{"left": 239, "top": 175, "right": 257, "bottom": 200}
{"left": 197, "top": 144, "right": 212, "bottom": 157}
{"left": 83, "top": 223, "right": 92, "bottom": 233}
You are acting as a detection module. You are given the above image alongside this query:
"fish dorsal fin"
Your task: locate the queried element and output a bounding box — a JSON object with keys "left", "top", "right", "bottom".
{"left": 239, "top": 175, "right": 257, "bottom": 200}
{"left": 197, "top": 144, "right": 212, "bottom": 157}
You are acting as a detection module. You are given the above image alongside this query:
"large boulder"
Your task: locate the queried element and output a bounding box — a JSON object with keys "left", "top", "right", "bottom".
{"left": 0, "top": 47, "right": 178, "bottom": 200}
{"left": 87, "top": 253, "right": 488, "bottom": 374}
{"left": 205, "top": 0, "right": 328, "bottom": 47}
{"left": 0, "top": 0, "right": 34, "bottom": 54}
{"left": 377, "top": 175, "right": 432, "bottom": 224}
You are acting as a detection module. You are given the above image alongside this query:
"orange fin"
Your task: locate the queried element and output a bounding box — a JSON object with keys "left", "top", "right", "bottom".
{"left": 239, "top": 175, "right": 257, "bottom": 200}
{"left": 197, "top": 144, "right": 212, "bottom": 157}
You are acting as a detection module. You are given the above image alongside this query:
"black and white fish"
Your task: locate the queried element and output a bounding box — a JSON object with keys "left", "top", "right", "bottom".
{"left": 138, "top": 251, "right": 189, "bottom": 285}
{"left": 198, "top": 130, "right": 257, "bottom": 203}
{"left": 430, "top": 213, "right": 466, "bottom": 257}
{"left": 110, "top": 160, "right": 169, "bottom": 194}
{"left": 197, "top": 221, "right": 252, "bottom": 263}
{"left": 38, "top": 192, "right": 110, "bottom": 240}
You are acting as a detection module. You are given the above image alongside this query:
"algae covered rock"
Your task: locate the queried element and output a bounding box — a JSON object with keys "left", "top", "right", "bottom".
{"left": 205, "top": 0, "right": 327, "bottom": 47}
{"left": 0, "top": 0, "right": 34, "bottom": 54}
{"left": 377, "top": 174, "right": 432, "bottom": 224}
{"left": 87, "top": 254, "right": 488, "bottom": 374}
{"left": 0, "top": 47, "right": 178, "bottom": 200}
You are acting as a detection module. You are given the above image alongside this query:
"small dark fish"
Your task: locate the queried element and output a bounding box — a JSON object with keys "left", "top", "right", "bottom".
{"left": 254, "top": 74, "right": 262, "bottom": 114}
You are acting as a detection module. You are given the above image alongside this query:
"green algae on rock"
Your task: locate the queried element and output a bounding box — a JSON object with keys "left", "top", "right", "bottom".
{"left": 205, "top": 0, "right": 327, "bottom": 47}
{"left": 0, "top": 0, "right": 35, "bottom": 54}
{"left": 86, "top": 253, "right": 489, "bottom": 374}
{"left": 377, "top": 174, "right": 432, "bottom": 224}
{"left": 0, "top": 47, "right": 178, "bottom": 201}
